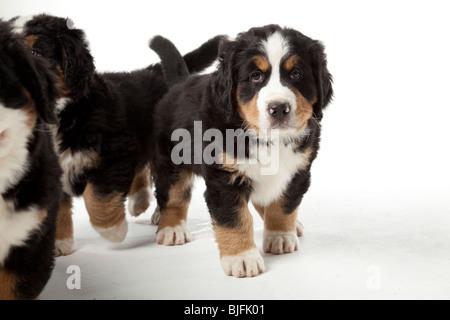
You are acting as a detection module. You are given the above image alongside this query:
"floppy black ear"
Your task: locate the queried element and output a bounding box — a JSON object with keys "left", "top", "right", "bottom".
{"left": 10, "top": 38, "right": 59, "bottom": 124}
{"left": 58, "top": 22, "right": 95, "bottom": 98}
{"left": 213, "top": 38, "right": 237, "bottom": 121}
{"left": 311, "top": 41, "right": 333, "bottom": 121}
{"left": 31, "top": 58, "right": 60, "bottom": 124}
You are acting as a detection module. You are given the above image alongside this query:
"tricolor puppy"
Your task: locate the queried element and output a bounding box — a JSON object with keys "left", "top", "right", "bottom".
{"left": 22, "top": 14, "right": 223, "bottom": 255}
{"left": 150, "top": 25, "right": 333, "bottom": 277}
{"left": 0, "top": 20, "right": 62, "bottom": 299}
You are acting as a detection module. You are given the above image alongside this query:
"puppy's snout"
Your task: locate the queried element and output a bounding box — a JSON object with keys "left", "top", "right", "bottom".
{"left": 268, "top": 102, "right": 290, "bottom": 121}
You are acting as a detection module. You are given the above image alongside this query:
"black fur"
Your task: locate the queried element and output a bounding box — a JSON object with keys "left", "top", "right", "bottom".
{"left": 0, "top": 19, "right": 62, "bottom": 300}
{"left": 22, "top": 14, "right": 222, "bottom": 243}
{"left": 150, "top": 25, "right": 333, "bottom": 273}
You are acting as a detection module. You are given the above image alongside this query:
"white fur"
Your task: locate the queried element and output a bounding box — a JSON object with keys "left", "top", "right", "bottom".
{"left": 0, "top": 104, "right": 32, "bottom": 194}
{"left": 93, "top": 218, "right": 128, "bottom": 243}
{"left": 257, "top": 32, "right": 297, "bottom": 131}
{"left": 220, "top": 248, "right": 265, "bottom": 278}
{"left": 127, "top": 186, "right": 152, "bottom": 217}
{"left": 156, "top": 220, "right": 192, "bottom": 246}
{"left": 151, "top": 206, "right": 161, "bottom": 225}
{"left": 237, "top": 133, "right": 311, "bottom": 207}
{"left": 0, "top": 199, "right": 41, "bottom": 265}
{"left": 59, "top": 147, "right": 98, "bottom": 196}
{"left": 263, "top": 230, "right": 299, "bottom": 254}
{"left": 10, "top": 16, "right": 28, "bottom": 34}
{"left": 55, "top": 237, "right": 76, "bottom": 257}
{"left": 55, "top": 97, "right": 71, "bottom": 112}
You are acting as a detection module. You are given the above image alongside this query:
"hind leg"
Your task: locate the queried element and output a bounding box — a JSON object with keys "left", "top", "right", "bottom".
{"left": 155, "top": 170, "right": 194, "bottom": 246}
{"left": 83, "top": 183, "right": 128, "bottom": 243}
{"left": 55, "top": 193, "right": 75, "bottom": 256}
{"left": 128, "top": 165, "right": 153, "bottom": 217}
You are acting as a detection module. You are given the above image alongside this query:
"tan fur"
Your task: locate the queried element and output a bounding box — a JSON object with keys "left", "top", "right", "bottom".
{"left": 237, "top": 89, "right": 260, "bottom": 132}
{"left": 285, "top": 54, "right": 300, "bottom": 71}
{"left": 293, "top": 90, "right": 315, "bottom": 134}
{"left": 0, "top": 268, "right": 18, "bottom": 300}
{"left": 83, "top": 183, "right": 125, "bottom": 229}
{"left": 264, "top": 197, "right": 299, "bottom": 233}
{"left": 214, "top": 197, "right": 256, "bottom": 257}
{"left": 157, "top": 171, "right": 194, "bottom": 230}
{"left": 253, "top": 55, "right": 270, "bottom": 72}
{"left": 129, "top": 166, "right": 151, "bottom": 196}
{"left": 56, "top": 196, "right": 74, "bottom": 241}
{"left": 24, "top": 35, "right": 37, "bottom": 48}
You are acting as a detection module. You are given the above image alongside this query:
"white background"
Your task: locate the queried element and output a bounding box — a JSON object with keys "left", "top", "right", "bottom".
{"left": 2, "top": 0, "right": 450, "bottom": 300}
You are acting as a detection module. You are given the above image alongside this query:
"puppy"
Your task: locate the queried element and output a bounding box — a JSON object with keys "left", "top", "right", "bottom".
{"left": 150, "top": 25, "right": 333, "bottom": 277}
{"left": 22, "top": 14, "right": 223, "bottom": 255}
{"left": 0, "top": 20, "right": 62, "bottom": 299}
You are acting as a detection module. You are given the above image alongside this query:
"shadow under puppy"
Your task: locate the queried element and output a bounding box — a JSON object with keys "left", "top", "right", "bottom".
{"left": 0, "top": 20, "right": 62, "bottom": 299}
{"left": 150, "top": 25, "right": 333, "bottom": 277}
{"left": 22, "top": 14, "right": 223, "bottom": 255}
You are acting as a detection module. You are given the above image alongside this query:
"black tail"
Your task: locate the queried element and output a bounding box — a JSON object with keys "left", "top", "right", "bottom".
{"left": 149, "top": 35, "right": 189, "bottom": 87}
{"left": 183, "top": 35, "right": 224, "bottom": 74}
{"left": 150, "top": 35, "right": 224, "bottom": 86}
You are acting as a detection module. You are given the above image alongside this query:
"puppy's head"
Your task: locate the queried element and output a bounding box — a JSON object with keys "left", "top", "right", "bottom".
{"left": 22, "top": 14, "right": 95, "bottom": 101}
{"left": 215, "top": 25, "right": 333, "bottom": 138}
{"left": 0, "top": 19, "right": 59, "bottom": 158}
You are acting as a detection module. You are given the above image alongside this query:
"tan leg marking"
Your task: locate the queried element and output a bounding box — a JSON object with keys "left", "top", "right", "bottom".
{"left": 156, "top": 171, "right": 194, "bottom": 246}
{"left": 258, "top": 197, "right": 300, "bottom": 255}
{"left": 215, "top": 197, "right": 265, "bottom": 278}
{"left": 128, "top": 166, "right": 152, "bottom": 217}
{"left": 0, "top": 268, "right": 18, "bottom": 300}
{"left": 83, "top": 183, "right": 127, "bottom": 243}
{"left": 54, "top": 195, "right": 75, "bottom": 256}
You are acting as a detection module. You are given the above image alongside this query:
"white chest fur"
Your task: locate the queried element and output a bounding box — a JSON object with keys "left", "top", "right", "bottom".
{"left": 236, "top": 138, "right": 312, "bottom": 207}
{"left": 0, "top": 105, "right": 32, "bottom": 194}
{"left": 0, "top": 197, "right": 42, "bottom": 265}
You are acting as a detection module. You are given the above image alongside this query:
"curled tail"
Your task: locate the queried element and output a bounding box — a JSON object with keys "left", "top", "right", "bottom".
{"left": 150, "top": 35, "right": 225, "bottom": 86}
{"left": 149, "top": 35, "right": 189, "bottom": 86}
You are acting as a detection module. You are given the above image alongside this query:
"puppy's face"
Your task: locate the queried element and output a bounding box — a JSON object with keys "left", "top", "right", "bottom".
{"left": 218, "top": 25, "right": 333, "bottom": 138}
{"left": 0, "top": 20, "right": 57, "bottom": 160}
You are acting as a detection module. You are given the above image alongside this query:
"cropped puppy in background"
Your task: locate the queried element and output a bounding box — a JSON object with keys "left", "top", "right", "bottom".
{"left": 22, "top": 14, "right": 223, "bottom": 255}
{"left": 150, "top": 25, "right": 333, "bottom": 277}
{"left": 0, "top": 20, "right": 62, "bottom": 299}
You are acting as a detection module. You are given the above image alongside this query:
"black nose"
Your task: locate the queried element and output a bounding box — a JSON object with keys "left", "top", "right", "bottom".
{"left": 268, "top": 102, "right": 290, "bottom": 120}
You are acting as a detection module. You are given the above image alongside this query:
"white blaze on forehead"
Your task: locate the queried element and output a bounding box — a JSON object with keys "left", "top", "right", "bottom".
{"left": 257, "top": 32, "right": 298, "bottom": 129}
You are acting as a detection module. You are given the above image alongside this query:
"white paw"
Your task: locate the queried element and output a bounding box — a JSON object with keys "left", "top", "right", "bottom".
{"left": 55, "top": 238, "right": 76, "bottom": 257}
{"left": 156, "top": 220, "right": 192, "bottom": 246}
{"left": 128, "top": 187, "right": 152, "bottom": 217}
{"left": 220, "top": 248, "right": 265, "bottom": 278}
{"left": 263, "top": 230, "right": 299, "bottom": 255}
{"left": 150, "top": 206, "right": 161, "bottom": 225}
{"left": 296, "top": 220, "right": 305, "bottom": 237}
{"left": 93, "top": 219, "right": 128, "bottom": 243}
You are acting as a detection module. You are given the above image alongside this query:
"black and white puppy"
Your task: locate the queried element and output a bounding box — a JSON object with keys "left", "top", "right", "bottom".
{"left": 150, "top": 25, "right": 333, "bottom": 277}
{"left": 0, "top": 20, "right": 62, "bottom": 299}
{"left": 22, "top": 14, "right": 223, "bottom": 255}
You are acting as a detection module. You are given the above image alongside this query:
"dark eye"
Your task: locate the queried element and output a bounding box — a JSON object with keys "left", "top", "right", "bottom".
{"left": 290, "top": 68, "right": 301, "bottom": 80}
{"left": 31, "top": 49, "right": 41, "bottom": 57}
{"left": 250, "top": 70, "right": 264, "bottom": 83}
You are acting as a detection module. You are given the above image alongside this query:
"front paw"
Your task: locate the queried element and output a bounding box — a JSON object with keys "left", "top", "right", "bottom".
{"left": 55, "top": 237, "right": 76, "bottom": 257}
{"left": 220, "top": 248, "right": 265, "bottom": 278}
{"left": 263, "top": 230, "right": 299, "bottom": 255}
{"left": 156, "top": 220, "right": 193, "bottom": 246}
